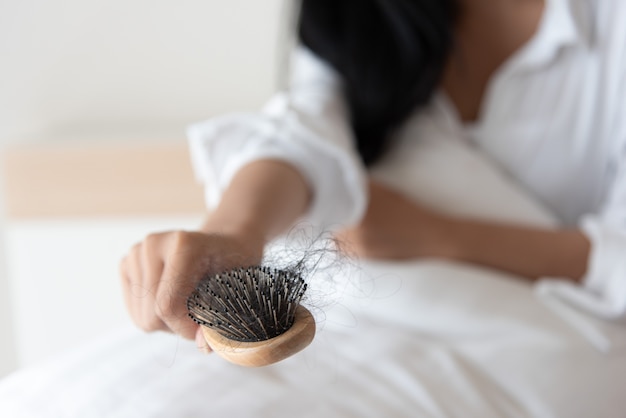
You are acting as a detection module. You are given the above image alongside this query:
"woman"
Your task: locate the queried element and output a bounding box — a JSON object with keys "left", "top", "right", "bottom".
{"left": 121, "top": 0, "right": 626, "bottom": 356}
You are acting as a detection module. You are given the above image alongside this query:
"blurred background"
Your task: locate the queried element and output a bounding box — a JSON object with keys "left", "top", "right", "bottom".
{"left": 0, "top": 0, "right": 288, "bottom": 377}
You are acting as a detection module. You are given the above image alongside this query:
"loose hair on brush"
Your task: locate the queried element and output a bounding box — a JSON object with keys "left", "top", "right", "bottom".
{"left": 298, "top": 0, "right": 459, "bottom": 166}
{"left": 188, "top": 266, "right": 308, "bottom": 342}
{"left": 186, "top": 231, "right": 345, "bottom": 367}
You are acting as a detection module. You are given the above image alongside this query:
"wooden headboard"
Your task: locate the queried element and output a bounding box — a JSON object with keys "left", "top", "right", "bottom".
{"left": 1, "top": 141, "right": 206, "bottom": 218}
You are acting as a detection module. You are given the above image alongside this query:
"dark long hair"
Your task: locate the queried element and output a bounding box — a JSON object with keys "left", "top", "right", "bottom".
{"left": 298, "top": 0, "right": 459, "bottom": 166}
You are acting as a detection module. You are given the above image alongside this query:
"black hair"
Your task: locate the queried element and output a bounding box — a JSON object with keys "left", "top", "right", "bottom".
{"left": 298, "top": 0, "right": 459, "bottom": 166}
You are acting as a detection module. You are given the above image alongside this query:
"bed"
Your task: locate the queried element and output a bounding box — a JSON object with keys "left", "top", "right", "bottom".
{"left": 1, "top": 133, "right": 625, "bottom": 418}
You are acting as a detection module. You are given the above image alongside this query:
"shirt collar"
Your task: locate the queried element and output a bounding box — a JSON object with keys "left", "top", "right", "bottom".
{"left": 508, "top": 0, "right": 591, "bottom": 72}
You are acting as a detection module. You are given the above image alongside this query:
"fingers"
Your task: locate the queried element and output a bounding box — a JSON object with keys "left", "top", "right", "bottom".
{"left": 120, "top": 231, "right": 205, "bottom": 341}
{"left": 120, "top": 239, "right": 168, "bottom": 333}
{"left": 155, "top": 232, "right": 206, "bottom": 340}
{"left": 139, "top": 234, "right": 170, "bottom": 332}
{"left": 120, "top": 230, "right": 263, "bottom": 347}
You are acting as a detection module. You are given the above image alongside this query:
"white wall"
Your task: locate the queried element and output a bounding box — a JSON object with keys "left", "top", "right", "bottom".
{"left": 0, "top": 0, "right": 287, "bottom": 143}
{"left": 0, "top": 0, "right": 289, "bottom": 377}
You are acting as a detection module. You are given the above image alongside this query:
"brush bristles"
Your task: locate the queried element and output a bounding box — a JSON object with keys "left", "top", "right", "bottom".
{"left": 187, "top": 266, "right": 308, "bottom": 342}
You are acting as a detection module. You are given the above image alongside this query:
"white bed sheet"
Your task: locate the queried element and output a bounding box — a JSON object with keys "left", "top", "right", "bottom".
{"left": 1, "top": 259, "right": 625, "bottom": 418}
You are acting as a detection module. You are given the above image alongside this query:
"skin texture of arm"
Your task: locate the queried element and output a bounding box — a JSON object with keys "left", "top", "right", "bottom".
{"left": 119, "top": 160, "right": 311, "bottom": 350}
{"left": 337, "top": 180, "right": 590, "bottom": 283}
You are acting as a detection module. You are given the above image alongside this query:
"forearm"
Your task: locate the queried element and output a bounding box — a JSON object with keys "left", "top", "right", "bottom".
{"left": 201, "top": 159, "right": 311, "bottom": 243}
{"left": 446, "top": 219, "right": 591, "bottom": 282}
{"left": 340, "top": 181, "right": 592, "bottom": 283}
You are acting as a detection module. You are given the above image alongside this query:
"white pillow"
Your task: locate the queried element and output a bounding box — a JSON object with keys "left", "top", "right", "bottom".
{"left": 370, "top": 112, "right": 558, "bottom": 228}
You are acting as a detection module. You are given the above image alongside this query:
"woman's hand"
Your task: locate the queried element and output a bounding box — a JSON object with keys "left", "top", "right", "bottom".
{"left": 119, "top": 159, "right": 312, "bottom": 352}
{"left": 120, "top": 229, "right": 264, "bottom": 350}
{"left": 337, "top": 180, "right": 455, "bottom": 260}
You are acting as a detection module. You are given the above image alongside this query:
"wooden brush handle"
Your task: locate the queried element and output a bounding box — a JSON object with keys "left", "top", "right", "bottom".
{"left": 201, "top": 305, "right": 316, "bottom": 367}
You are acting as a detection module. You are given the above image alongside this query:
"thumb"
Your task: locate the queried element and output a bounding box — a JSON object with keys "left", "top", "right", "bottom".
{"left": 195, "top": 326, "right": 212, "bottom": 354}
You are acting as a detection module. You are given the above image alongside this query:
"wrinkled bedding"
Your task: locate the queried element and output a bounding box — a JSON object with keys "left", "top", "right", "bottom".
{"left": 2, "top": 134, "right": 625, "bottom": 417}
{"left": 1, "top": 259, "right": 626, "bottom": 417}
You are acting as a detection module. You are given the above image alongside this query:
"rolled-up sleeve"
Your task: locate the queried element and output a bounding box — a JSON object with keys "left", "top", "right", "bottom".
{"left": 574, "top": 135, "right": 626, "bottom": 321}
{"left": 533, "top": 140, "right": 626, "bottom": 353}
{"left": 537, "top": 135, "right": 626, "bottom": 329}
{"left": 187, "top": 47, "right": 367, "bottom": 229}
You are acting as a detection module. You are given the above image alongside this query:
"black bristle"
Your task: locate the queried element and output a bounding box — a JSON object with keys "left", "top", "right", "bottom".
{"left": 186, "top": 266, "right": 307, "bottom": 342}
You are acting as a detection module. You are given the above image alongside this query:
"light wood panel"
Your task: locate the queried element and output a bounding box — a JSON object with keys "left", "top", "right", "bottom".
{"left": 1, "top": 141, "right": 206, "bottom": 218}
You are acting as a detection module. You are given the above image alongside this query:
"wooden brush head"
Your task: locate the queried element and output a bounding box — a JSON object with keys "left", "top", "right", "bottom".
{"left": 201, "top": 305, "right": 315, "bottom": 367}
{"left": 187, "top": 266, "right": 315, "bottom": 367}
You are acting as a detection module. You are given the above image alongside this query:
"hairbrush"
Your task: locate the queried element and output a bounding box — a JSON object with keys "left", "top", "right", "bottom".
{"left": 187, "top": 266, "right": 316, "bottom": 367}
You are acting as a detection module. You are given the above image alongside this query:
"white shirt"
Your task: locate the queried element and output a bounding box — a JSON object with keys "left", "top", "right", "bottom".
{"left": 188, "top": 0, "right": 626, "bottom": 327}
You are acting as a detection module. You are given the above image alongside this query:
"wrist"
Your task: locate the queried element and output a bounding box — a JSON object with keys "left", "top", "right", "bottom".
{"left": 431, "top": 216, "right": 466, "bottom": 262}
{"left": 201, "top": 216, "right": 267, "bottom": 253}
